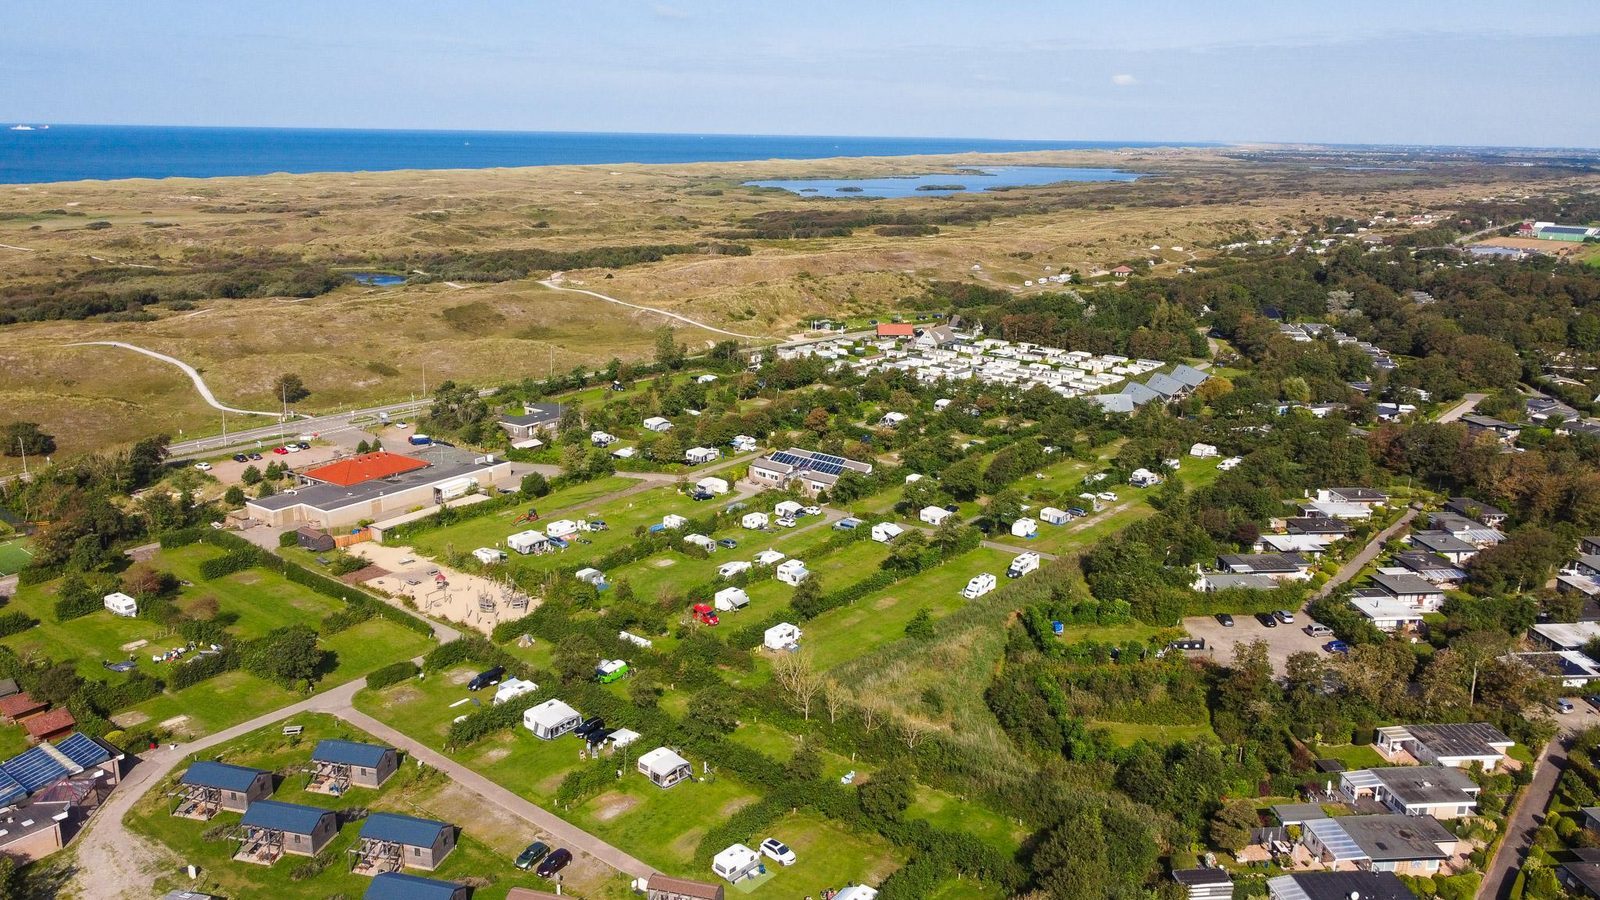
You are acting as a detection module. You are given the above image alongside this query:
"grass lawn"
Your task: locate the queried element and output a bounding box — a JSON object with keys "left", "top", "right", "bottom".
{"left": 1090, "top": 721, "right": 1219, "bottom": 746}
{"left": 724, "top": 810, "right": 903, "bottom": 898}
{"left": 1, "top": 544, "right": 432, "bottom": 739}
{"left": 128, "top": 712, "right": 614, "bottom": 900}
{"left": 405, "top": 480, "right": 714, "bottom": 578}
{"left": 906, "top": 787, "right": 1029, "bottom": 855}
{"left": 606, "top": 512, "right": 845, "bottom": 604}
{"left": 1055, "top": 622, "right": 1165, "bottom": 644}
{"left": 0, "top": 536, "right": 31, "bottom": 576}
{"left": 1309, "top": 742, "right": 1389, "bottom": 768}
{"left": 929, "top": 876, "right": 1012, "bottom": 900}
{"left": 797, "top": 546, "right": 1019, "bottom": 671}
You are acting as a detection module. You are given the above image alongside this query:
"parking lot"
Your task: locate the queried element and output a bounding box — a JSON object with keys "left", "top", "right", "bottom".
{"left": 1183, "top": 612, "right": 1332, "bottom": 674}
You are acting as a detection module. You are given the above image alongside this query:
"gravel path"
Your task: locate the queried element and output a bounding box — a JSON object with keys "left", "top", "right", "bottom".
{"left": 64, "top": 340, "right": 283, "bottom": 417}
{"left": 540, "top": 274, "right": 763, "bottom": 339}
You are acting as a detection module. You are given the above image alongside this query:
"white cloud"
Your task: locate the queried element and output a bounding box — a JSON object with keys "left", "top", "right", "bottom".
{"left": 1111, "top": 73, "right": 1138, "bottom": 86}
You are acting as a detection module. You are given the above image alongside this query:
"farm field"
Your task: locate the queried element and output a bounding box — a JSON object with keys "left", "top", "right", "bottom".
{"left": 126, "top": 712, "right": 627, "bottom": 900}
{"left": 0, "top": 544, "right": 432, "bottom": 739}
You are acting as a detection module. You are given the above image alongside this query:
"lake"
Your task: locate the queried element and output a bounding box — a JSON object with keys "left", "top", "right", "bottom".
{"left": 743, "top": 165, "right": 1143, "bottom": 198}
{"left": 347, "top": 272, "right": 407, "bottom": 286}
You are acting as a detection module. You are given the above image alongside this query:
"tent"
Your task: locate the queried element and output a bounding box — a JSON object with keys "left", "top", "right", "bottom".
{"left": 870, "top": 523, "right": 905, "bottom": 543}
{"left": 523, "top": 699, "right": 581, "bottom": 739}
{"left": 637, "top": 747, "right": 692, "bottom": 788}
{"left": 1010, "top": 518, "right": 1037, "bottom": 538}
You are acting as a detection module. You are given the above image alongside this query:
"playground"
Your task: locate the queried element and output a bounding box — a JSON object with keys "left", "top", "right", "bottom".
{"left": 358, "top": 542, "right": 538, "bottom": 635}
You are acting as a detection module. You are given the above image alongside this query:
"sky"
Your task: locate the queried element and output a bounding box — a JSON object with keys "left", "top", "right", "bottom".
{"left": 4, "top": 1, "right": 1598, "bottom": 148}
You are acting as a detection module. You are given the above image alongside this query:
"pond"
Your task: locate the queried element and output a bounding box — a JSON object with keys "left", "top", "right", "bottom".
{"left": 347, "top": 272, "right": 407, "bottom": 286}
{"left": 744, "top": 165, "right": 1143, "bottom": 198}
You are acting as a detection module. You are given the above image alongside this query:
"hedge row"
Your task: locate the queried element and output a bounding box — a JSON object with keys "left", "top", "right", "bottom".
{"left": 169, "top": 648, "right": 239, "bottom": 690}
{"left": 0, "top": 612, "right": 37, "bottom": 638}
{"left": 197, "top": 549, "right": 257, "bottom": 580}
{"left": 365, "top": 660, "right": 420, "bottom": 691}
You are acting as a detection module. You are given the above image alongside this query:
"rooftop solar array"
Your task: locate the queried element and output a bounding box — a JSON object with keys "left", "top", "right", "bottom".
{"left": 2, "top": 746, "right": 72, "bottom": 793}
{"left": 54, "top": 732, "right": 112, "bottom": 769}
{"left": 0, "top": 770, "right": 24, "bottom": 807}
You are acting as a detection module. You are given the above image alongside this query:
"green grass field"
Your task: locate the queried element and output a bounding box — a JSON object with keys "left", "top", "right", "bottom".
{"left": 907, "top": 787, "right": 1029, "bottom": 855}
{"left": 1090, "top": 721, "right": 1219, "bottom": 746}
{"left": 797, "top": 545, "right": 1019, "bottom": 671}
{"left": 0, "top": 536, "right": 30, "bottom": 576}
{"left": 1, "top": 544, "right": 432, "bottom": 739}
{"left": 1308, "top": 742, "right": 1389, "bottom": 769}
{"left": 127, "top": 712, "right": 619, "bottom": 900}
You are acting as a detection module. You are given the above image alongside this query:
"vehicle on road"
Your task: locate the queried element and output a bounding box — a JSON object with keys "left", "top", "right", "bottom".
{"left": 1256, "top": 613, "right": 1278, "bottom": 628}
{"left": 760, "top": 837, "right": 797, "bottom": 866}
{"left": 194, "top": 462, "right": 212, "bottom": 471}
{"left": 1216, "top": 613, "right": 1234, "bottom": 627}
{"left": 515, "top": 841, "right": 551, "bottom": 870}
{"left": 536, "top": 848, "right": 572, "bottom": 878}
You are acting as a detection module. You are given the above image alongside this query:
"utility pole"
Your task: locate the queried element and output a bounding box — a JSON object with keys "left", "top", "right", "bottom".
{"left": 16, "top": 437, "right": 26, "bottom": 478}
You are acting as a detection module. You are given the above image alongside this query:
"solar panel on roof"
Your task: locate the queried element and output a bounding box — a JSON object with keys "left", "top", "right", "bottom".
{"left": 54, "top": 733, "right": 111, "bottom": 769}
{"left": 2, "top": 747, "right": 71, "bottom": 792}
{"left": 814, "top": 462, "right": 844, "bottom": 476}
{"left": 0, "top": 770, "right": 24, "bottom": 806}
{"left": 813, "top": 453, "right": 846, "bottom": 466}
{"left": 770, "top": 451, "right": 803, "bottom": 467}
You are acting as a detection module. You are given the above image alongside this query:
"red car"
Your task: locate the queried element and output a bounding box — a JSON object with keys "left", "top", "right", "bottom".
{"left": 271, "top": 446, "right": 289, "bottom": 455}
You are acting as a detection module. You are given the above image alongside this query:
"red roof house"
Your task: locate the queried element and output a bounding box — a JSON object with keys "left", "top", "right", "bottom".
{"left": 1110, "top": 266, "right": 1135, "bottom": 276}
{"left": 302, "top": 451, "right": 430, "bottom": 487}
{"left": 0, "top": 693, "right": 45, "bottom": 723}
{"left": 876, "top": 323, "right": 915, "bottom": 338}
{"left": 22, "top": 708, "right": 76, "bottom": 743}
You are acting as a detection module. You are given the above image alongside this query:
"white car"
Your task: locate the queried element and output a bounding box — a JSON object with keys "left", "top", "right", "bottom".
{"left": 193, "top": 462, "right": 212, "bottom": 471}
{"left": 776, "top": 516, "right": 797, "bottom": 528}
{"left": 759, "top": 837, "right": 796, "bottom": 866}
{"left": 1096, "top": 492, "right": 1118, "bottom": 502}
{"left": 392, "top": 422, "right": 410, "bottom": 429}
{"left": 285, "top": 444, "right": 301, "bottom": 452}
{"left": 802, "top": 506, "right": 822, "bottom": 517}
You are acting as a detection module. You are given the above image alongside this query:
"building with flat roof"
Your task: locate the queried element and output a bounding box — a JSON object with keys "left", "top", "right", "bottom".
{"left": 303, "top": 452, "right": 430, "bottom": 487}
{"left": 1267, "top": 871, "right": 1411, "bottom": 900}
{"left": 1172, "top": 867, "right": 1233, "bottom": 900}
{"left": 1375, "top": 722, "right": 1514, "bottom": 771}
{"left": 1340, "top": 766, "right": 1479, "bottom": 819}
{"left": 247, "top": 455, "right": 511, "bottom": 529}
{"left": 747, "top": 448, "right": 873, "bottom": 494}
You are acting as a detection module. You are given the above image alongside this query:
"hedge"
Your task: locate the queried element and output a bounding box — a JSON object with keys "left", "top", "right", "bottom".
{"left": 168, "top": 648, "right": 239, "bottom": 690}
{"left": 0, "top": 612, "right": 37, "bottom": 638}
{"left": 365, "top": 660, "right": 420, "bottom": 691}
{"left": 198, "top": 549, "right": 258, "bottom": 580}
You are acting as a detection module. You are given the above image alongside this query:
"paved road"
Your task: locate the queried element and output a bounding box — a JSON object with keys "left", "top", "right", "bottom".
{"left": 1479, "top": 733, "right": 1570, "bottom": 899}
{"left": 66, "top": 341, "right": 284, "bottom": 417}
{"left": 540, "top": 274, "right": 763, "bottom": 340}
{"left": 1314, "top": 507, "right": 1417, "bottom": 600}
{"left": 1436, "top": 392, "right": 1488, "bottom": 424}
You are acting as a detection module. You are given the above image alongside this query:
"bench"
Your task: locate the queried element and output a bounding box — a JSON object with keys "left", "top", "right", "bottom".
{"left": 282, "top": 725, "right": 303, "bottom": 736}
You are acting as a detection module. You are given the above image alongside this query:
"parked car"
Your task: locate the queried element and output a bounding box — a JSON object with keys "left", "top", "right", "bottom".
{"left": 776, "top": 516, "right": 797, "bottom": 528}
{"left": 943, "top": 504, "right": 959, "bottom": 513}
{"left": 802, "top": 506, "right": 822, "bottom": 517}
{"left": 194, "top": 462, "right": 212, "bottom": 471}
{"left": 1256, "top": 613, "right": 1278, "bottom": 628}
{"left": 717, "top": 538, "right": 738, "bottom": 549}
{"left": 588, "top": 520, "right": 608, "bottom": 531}
{"left": 271, "top": 446, "right": 289, "bottom": 454}
{"left": 536, "top": 848, "right": 572, "bottom": 878}
{"left": 574, "top": 716, "right": 605, "bottom": 738}
{"left": 467, "top": 666, "right": 506, "bottom": 691}
{"left": 1097, "top": 492, "right": 1118, "bottom": 502}
{"left": 232, "top": 454, "right": 249, "bottom": 463}
{"left": 1306, "top": 623, "right": 1334, "bottom": 638}
{"left": 1067, "top": 507, "right": 1088, "bottom": 517}
{"left": 1325, "top": 640, "right": 1350, "bottom": 654}
{"left": 515, "top": 841, "right": 551, "bottom": 870}
{"left": 1557, "top": 698, "right": 1576, "bottom": 714}
{"left": 760, "top": 837, "right": 797, "bottom": 866}
{"left": 690, "top": 490, "right": 712, "bottom": 501}
{"left": 285, "top": 444, "right": 301, "bottom": 453}
{"left": 1216, "top": 613, "right": 1234, "bottom": 627}
{"left": 1274, "top": 609, "right": 1296, "bottom": 624}
{"left": 248, "top": 452, "right": 263, "bottom": 460}
{"left": 296, "top": 441, "right": 311, "bottom": 450}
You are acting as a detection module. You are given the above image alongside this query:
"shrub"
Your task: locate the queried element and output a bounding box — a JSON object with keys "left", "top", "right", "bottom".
{"left": 366, "top": 661, "right": 419, "bottom": 691}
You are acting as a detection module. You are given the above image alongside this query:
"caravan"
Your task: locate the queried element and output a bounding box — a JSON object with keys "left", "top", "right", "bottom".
{"left": 962, "top": 573, "right": 997, "bottom": 599}
{"left": 1007, "top": 552, "right": 1041, "bottom": 578}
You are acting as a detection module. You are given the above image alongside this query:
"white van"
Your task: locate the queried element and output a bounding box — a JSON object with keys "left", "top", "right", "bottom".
{"left": 962, "top": 573, "right": 997, "bottom": 600}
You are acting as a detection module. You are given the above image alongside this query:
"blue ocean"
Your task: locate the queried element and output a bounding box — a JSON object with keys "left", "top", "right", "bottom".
{"left": 0, "top": 124, "right": 1195, "bottom": 184}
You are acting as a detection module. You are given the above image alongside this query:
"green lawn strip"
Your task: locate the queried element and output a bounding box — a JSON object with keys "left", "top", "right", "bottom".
{"left": 0, "top": 537, "right": 31, "bottom": 576}
{"left": 1307, "top": 742, "right": 1388, "bottom": 768}
{"left": 127, "top": 712, "right": 572, "bottom": 900}
{"left": 799, "top": 546, "right": 1019, "bottom": 671}
{"left": 696, "top": 809, "right": 902, "bottom": 899}
{"left": 928, "top": 875, "right": 1012, "bottom": 900}
{"left": 906, "top": 786, "right": 1029, "bottom": 856}
{"left": 399, "top": 475, "right": 639, "bottom": 556}
{"left": 1089, "top": 721, "right": 1219, "bottom": 747}
{"left": 606, "top": 514, "right": 839, "bottom": 603}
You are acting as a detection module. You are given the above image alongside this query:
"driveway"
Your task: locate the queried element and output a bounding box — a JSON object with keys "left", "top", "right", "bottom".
{"left": 1183, "top": 614, "right": 1329, "bottom": 673}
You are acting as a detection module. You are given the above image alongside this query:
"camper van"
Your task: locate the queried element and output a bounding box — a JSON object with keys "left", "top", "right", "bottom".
{"left": 1007, "top": 552, "right": 1041, "bottom": 579}
{"left": 595, "top": 660, "right": 629, "bottom": 684}
{"left": 962, "top": 573, "right": 997, "bottom": 599}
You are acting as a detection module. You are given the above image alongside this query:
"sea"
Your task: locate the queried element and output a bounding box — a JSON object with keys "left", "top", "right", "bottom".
{"left": 0, "top": 124, "right": 1195, "bottom": 184}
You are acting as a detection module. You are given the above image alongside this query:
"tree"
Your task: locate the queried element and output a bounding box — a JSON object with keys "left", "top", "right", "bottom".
{"left": 905, "top": 608, "right": 934, "bottom": 640}
{"left": 988, "top": 489, "right": 1023, "bottom": 526}
{"left": 521, "top": 471, "right": 550, "bottom": 498}
{"left": 274, "top": 373, "right": 311, "bottom": 404}
{"left": 687, "top": 688, "right": 740, "bottom": 734}
{"left": 1208, "top": 800, "right": 1258, "bottom": 852}
{"left": 244, "top": 625, "right": 325, "bottom": 689}
{"left": 940, "top": 458, "right": 983, "bottom": 501}
{"left": 1, "top": 422, "right": 55, "bottom": 457}
{"left": 355, "top": 439, "right": 371, "bottom": 454}
{"left": 240, "top": 464, "right": 262, "bottom": 485}
{"left": 772, "top": 651, "right": 824, "bottom": 720}
{"left": 554, "top": 633, "right": 600, "bottom": 685}
{"left": 790, "top": 574, "right": 825, "bottom": 618}
{"left": 256, "top": 481, "right": 276, "bottom": 499}
{"left": 858, "top": 768, "right": 914, "bottom": 821}
{"left": 223, "top": 485, "right": 245, "bottom": 506}
{"left": 654, "top": 327, "right": 685, "bottom": 370}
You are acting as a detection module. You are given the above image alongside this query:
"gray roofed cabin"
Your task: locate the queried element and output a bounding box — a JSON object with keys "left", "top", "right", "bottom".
{"left": 234, "top": 800, "right": 338, "bottom": 864}
{"left": 309, "top": 739, "right": 398, "bottom": 794}
{"left": 352, "top": 812, "right": 456, "bottom": 874}
{"left": 173, "top": 760, "right": 273, "bottom": 819}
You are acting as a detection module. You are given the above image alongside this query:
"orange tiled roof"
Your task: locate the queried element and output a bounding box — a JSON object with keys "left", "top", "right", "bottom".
{"left": 23, "top": 708, "right": 75, "bottom": 740}
{"left": 876, "top": 323, "right": 915, "bottom": 337}
{"left": 302, "top": 452, "right": 429, "bottom": 487}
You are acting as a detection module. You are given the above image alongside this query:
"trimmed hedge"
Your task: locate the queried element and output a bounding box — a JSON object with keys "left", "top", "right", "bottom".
{"left": 365, "top": 660, "right": 419, "bottom": 691}
{"left": 0, "top": 611, "right": 38, "bottom": 638}
{"left": 169, "top": 648, "right": 239, "bottom": 690}
{"left": 198, "top": 549, "right": 258, "bottom": 580}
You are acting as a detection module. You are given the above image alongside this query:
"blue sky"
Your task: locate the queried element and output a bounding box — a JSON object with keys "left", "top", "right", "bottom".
{"left": 4, "top": 1, "right": 1597, "bottom": 147}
